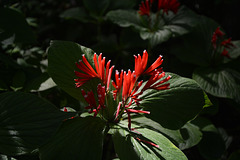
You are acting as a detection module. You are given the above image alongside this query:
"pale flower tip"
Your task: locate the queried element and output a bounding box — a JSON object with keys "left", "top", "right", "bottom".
{"left": 82, "top": 54, "right": 85, "bottom": 57}
{"left": 143, "top": 49, "right": 147, "bottom": 52}
{"left": 159, "top": 55, "right": 163, "bottom": 57}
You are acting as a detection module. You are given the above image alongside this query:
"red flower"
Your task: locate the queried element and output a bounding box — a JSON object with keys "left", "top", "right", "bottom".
{"left": 75, "top": 51, "right": 170, "bottom": 130}
{"left": 75, "top": 53, "right": 114, "bottom": 89}
{"left": 135, "top": 137, "right": 159, "bottom": 148}
{"left": 221, "top": 48, "right": 230, "bottom": 58}
{"left": 211, "top": 27, "right": 225, "bottom": 49}
{"left": 139, "top": 0, "right": 151, "bottom": 16}
{"left": 158, "top": 0, "right": 180, "bottom": 15}
{"left": 134, "top": 50, "right": 163, "bottom": 78}
{"left": 221, "top": 38, "right": 234, "bottom": 48}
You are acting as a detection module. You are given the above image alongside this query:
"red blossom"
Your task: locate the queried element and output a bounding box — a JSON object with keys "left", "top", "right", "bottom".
{"left": 158, "top": 0, "right": 180, "bottom": 15}
{"left": 139, "top": 0, "right": 151, "bottom": 16}
{"left": 221, "top": 48, "right": 230, "bottom": 58}
{"left": 211, "top": 27, "right": 225, "bottom": 49}
{"left": 221, "top": 38, "right": 235, "bottom": 48}
{"left": 134, "top": 50, "right": 163, "bottom": 78}
{"left": 75, "top": 53, "right": 114, "bottom": 88}
{"left": 75, "top": 51, "right": 170, "bottom": 130}
{"left": 135, "top": 137, "right": 159, "bottom": 148}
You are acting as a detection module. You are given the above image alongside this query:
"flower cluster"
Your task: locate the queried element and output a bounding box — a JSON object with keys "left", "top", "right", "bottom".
{"left": 211, "top": 27, "right": 235, "bottom": 58}
{"left": 74, "top": 50, "right": 171, "bottom": 131}
{"left": 138, "top": 0, "right": 180, "bottom": 16}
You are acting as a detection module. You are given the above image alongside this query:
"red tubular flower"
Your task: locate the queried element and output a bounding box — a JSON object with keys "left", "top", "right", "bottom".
{"left": 97, "top": 84, "right": 106, "bottom": 107}
{"left": 75, "top": 50, "right": 171, "bottom": 130}
{"left": 143, "top": 72, "right": 171, "bottom": 91}
{"left": 211, "top": 27, "right": 225, "bottom": 49}
{"left": 139, "top": 0, "right": 151, "bottom": 16}
{"left": 75, "top": 53, "right": 114, "bottom": 88}
{"left": 158, "top": 0, "right": 180, "bottom": 15}
{"left": 112, "top": 70, "right": 124, "bottom": 100}
{"left": 81, "top": 89, "right": 97, "bottom": 110}
{"left": 126, "top": 109, "right": 150, "bottom": 114}
{"left": 221, "top": 48, "right": 230, "bottom": 58}
{"left": 134, "top": 50, "right": 163, "bottom": 77}
{"left": 221, "top": 38, "right": 234, "bottom": 48}
{"left": 135, "top": 137, "right": 159, "bottom": 148}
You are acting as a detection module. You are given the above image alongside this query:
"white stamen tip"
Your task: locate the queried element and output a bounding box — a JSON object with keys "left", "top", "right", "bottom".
{"left": 84, "top": 95, "right": 88, "bottom": 98}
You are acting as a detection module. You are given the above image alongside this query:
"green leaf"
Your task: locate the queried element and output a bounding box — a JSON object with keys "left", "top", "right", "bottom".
{"left": 39, "top": 117, "right": 106, "bottom": 160}
{"left": 178, "top": 123, "right": 202, "bottom": 150}
{"left": 131, "top": 116, "right": 202, "bottom": 150}
{"left": 163, "top": 6, "right": 199, "bottom": 36}
{"left": 111, "top": 123, "right": 187, "bottom": 160}
{"left": 106, "top": 10, "right": 143, "bottom": 29}
{"left": 31, "top": 78, "right": 56, "bottom": 92}
{"left": 140, "top": 29, "right": 172, "bottom": 47}
{"left": 47, "top": 41, "right": 101, "bottom": 101}
{"left": 193, "top": 67, "right": 240, "bottom": 103}
{"left": 83, "top": 0, "right": 110, "bottom": 17}
{"left": 0, "top": 92, "right": 75, "bottom": 156}
{"left": 227, "top": 40, "right": 240, "bottom": 59}
{"left": 169, "top": 16, "right": 219, "bottom": 66}
{"left": 139, "top": 73, "right": 205, "bottom": 130}
{"left": 0, "top": 7, "right": 36, "bottom": 44}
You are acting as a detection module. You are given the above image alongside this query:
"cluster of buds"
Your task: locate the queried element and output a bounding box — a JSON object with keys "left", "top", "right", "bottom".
{"left": 138, "top": 0, "right": 180, "bottom": 16}
{"left": 211, "top": 27, "right": 235, "bottom": 58}
{"left": 74, "top": 50, "right": 171, "bottom": 131}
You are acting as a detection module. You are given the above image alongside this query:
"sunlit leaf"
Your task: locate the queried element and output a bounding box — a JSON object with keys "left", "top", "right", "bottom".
{"left": 111, "top": 122, "right": 187, "bottom": 160}
{"left": 139, "top": 73, "right": 205, "bottom": 129}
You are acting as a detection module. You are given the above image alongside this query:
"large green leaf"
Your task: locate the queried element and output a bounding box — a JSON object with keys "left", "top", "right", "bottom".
{"left": 39, "top": 117, "right": 106, "bottom": 160}
{"left": 193, "top": 67, "right": 240, "bottom": 103}
{"left": 139, "top": 73, "right": 206, "bottom": 130}
{"left": 111, "top": 122, "right": 187, "bottom": 160}
{"left": 131, "top": 116, "right": 202, "bottom": 150}
{"left": 169, "top": 16, "right": 219, "bottom": 66}
{"left": 0, "top": 7, "right": 36, "bottom": 44}
{"left": 47, "top": 41, "right": 101, "bottom": 101}
{"left": 0, "top": 92, "right": 75, "bottom": 156}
